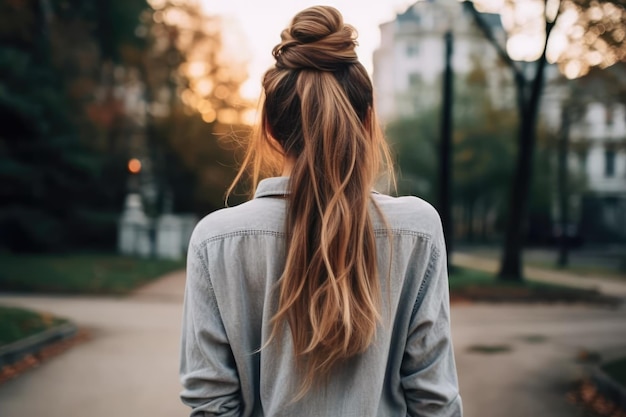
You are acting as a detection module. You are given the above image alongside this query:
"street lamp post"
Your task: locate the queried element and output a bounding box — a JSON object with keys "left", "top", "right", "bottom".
{"left": 439, "top": 30, "right": 454, "bottom": 267}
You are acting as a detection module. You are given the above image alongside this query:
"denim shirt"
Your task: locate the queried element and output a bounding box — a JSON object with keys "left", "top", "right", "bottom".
{"left": 180, "top": 177, "right": 462, "bottom": 417}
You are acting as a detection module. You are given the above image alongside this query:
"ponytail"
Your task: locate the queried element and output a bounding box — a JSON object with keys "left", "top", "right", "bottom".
{"left": 228, "top": 6, "right": 393, "bottom": 396}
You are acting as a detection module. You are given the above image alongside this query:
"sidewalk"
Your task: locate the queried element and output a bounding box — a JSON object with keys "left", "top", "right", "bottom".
{"left": 452, "top": 252, "right": 626, "bottom": 298}
{"left": 3, "top": 289, "right": 625, "bottom": 417}
{"left": 1, "top": 264, "right": 625, "bottom": 417}
{"left": 131, "top": 269, "right": 186, "bottom": 303}
{"left": 0, "top": 285, "right": 189, "bottom": 417}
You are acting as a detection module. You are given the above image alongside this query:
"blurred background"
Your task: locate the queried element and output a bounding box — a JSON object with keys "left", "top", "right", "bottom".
{"left": 0, "top": 0, "right": 625, "bottom": 416}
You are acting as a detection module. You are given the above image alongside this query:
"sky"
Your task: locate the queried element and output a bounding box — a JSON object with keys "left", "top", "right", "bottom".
{"left": 199, "top": 0, "right": 415, "bottom": 99}
{"left": 197, "top": 0, "right": 571, "bottom": 99}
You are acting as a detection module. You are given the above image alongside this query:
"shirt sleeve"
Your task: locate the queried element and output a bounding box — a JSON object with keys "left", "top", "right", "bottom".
{"left": 180, "top": 243, "right": 242, "bottom": 416}
{"left": 401, "top": 235, "right": 463, "bottom": 417}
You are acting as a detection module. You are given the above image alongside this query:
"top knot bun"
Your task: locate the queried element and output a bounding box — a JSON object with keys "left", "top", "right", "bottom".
{"left": 272, "top": 6, "right": 358, "bottom": 71}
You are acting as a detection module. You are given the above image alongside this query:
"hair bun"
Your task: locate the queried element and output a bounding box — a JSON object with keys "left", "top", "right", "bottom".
{"left": 272, "top": 6, "right": 358, "bottom": 71}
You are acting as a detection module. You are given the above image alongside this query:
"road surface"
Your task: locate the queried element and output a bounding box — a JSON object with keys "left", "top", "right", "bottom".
{"left": 1, "top": 269, "right": 625, "bottom": 416}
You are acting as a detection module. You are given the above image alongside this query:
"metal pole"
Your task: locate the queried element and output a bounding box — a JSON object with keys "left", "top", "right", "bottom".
{"left": 439, "top": 30, "right": 454, "bottom": 266}
{"left": 557, "top": 104, "right": 571, "bottom": 267}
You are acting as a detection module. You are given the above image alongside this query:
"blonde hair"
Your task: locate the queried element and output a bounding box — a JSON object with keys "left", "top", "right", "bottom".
{"left": 228, "top": 5, "right": 393, "bottom": 396}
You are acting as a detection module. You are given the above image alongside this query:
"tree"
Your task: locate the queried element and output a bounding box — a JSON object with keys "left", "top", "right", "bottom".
{"left": 135, "top": 1, "right": 251, "bottom": 216}
{"left": 386, "top": 69, "right": 519, "bottom": 245}
{"left": 386, "top": 111, "right": 439, "bottom": 203}
{"left": 0, "top": 0, "right": 149, "bottom": 251}
{"left": 465, "top": 0, "right": 626, "bottom": 281}
{"left": 0, "top": 0, "right": 251, "bottom": 252}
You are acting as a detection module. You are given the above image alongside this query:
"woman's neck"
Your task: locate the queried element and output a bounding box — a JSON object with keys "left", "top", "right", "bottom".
{"left": 281, "top": 156, "right": 296, "bottom": 177}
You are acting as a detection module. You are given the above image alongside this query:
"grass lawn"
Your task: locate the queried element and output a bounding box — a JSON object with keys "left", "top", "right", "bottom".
{"left": 603, "top": 357, "right": 626, "bottom": 387}
{"left": 0, "top": 253, "right": 185, "bottom": 295}
{"left": 449, "top": 267, "right": 566, "bottom": 290}
{"left": 449, "top": 267, "right": 618, "bottom": 304}
{"left": 0, "top": 306, "right": 68, "bottom": 346}
{"left": 527, "top": 261, "right": 626, "bottom": 282}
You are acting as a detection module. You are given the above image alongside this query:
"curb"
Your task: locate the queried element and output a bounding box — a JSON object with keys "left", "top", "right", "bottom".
{"left": 0, "top": 322, "right": 78, "bottom": 368}
{"left": 590, "top": 364, "right": 626, "bottom": 412}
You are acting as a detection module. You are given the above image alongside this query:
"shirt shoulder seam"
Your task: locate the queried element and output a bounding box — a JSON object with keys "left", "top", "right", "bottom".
{"left": 410, "top": 242, "right": 441, "bottom": 319}
{"left": 193, "top": 227, "right": 433, "bottom": 248}
{"left": 189, "top": 242, "right": 221, "bottom": 316}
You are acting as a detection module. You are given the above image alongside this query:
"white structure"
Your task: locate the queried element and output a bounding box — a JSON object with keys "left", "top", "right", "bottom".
{"left": 118, "top": 193, "right": 198, "bottom": 259}
{"left": 572, "top": 102, "right": 626, "bottom": 193}
{"left": 567, "top": 67, "right": 626, "bottom": 242}
{"left": 155, "top": 213, "right": 198, "bottom": 260}
{"left": 374, "top": 0, "right": 626, "bottom": 242}
{"left": 538, "top": 64, "right": 626, "bottom": 242}
{"left": 118, "top": 193, "right": 152, "bottom": 258}
{"left": 373, "top": 0, "right": 508, "bottom": 123}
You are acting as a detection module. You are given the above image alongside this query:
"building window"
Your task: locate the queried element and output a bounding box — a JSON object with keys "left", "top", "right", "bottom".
{"left": 408, "top": 72, "right": 422, "bottom": 87}
{"left": 413, "top": 97, "right": 422, "bottom": 114}
{"left": 406, "top": 44, "right": 419, "bottom": 57}
{"left": 605, "top": 148, "right": 616, "bottom": 177}
{"left": 605, "top": 104, "right": 614, "bottom": 126}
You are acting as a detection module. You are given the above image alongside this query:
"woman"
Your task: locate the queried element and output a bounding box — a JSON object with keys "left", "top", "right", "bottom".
{"left": 180, "top": 6, "right": 462, "bottom": 416}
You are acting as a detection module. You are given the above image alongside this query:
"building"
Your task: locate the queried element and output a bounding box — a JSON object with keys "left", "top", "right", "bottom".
{"left": 567, "top": 64, "right": 626, "bottom": 243}
{"left": 374, "top": 0, "right": 626, "bottom": 244}
{"left": 373, "top": 0, "right": 508, "bottom": 124}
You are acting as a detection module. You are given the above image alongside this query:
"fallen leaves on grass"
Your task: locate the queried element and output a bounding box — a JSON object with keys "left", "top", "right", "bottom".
{"left": 568, "top": 378, "right": 626, "bottom": 417}
{"left": 0, "top": 328, "right": 91, "bottom": 385}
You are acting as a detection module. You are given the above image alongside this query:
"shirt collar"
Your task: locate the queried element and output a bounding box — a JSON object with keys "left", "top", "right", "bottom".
{"left": 254, "top": 176, "right": 291, "bottom": 198}
{"left": 253, "top": 176, "right": 383, "bottom": 198}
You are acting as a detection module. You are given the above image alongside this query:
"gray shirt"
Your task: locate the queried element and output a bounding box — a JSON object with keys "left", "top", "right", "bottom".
{"left": 180, "top": 176, "right": 462, "bottom": 416}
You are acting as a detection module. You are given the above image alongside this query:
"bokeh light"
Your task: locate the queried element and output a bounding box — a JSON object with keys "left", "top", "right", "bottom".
{"left": 128, "top": 158, "right": 142, "bottom": 174}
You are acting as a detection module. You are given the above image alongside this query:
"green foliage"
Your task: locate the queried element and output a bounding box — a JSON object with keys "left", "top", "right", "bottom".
{"left": 0, "top": 1, "right": 145, "bottom": 252}
{"left": 0, "top": 0, "right": 251, "bottom": 255}
{"left": 0, "top": 306, "right": 67, "bottom": 346}
{"left": 448, "top": 267, "right": 617, "bottom": 304}
{"left": 386, "top": 110, "right": 439, "bottom": 201}
{"left": 453, "top": 109, "right": 516, "bottom": 200}
{"left": 0, "top": 48, "right": 114, "bottom": 251}
{"left": 0, "top": 253, "right": 184, "bottom": 295}
{"left": 93, "top": 0, "right": 149, "bottom": 60}
{"left": 385, "top": 69, "right": 584, "bottom": 244}
{"left": 155, "top": 110, "right": 249, "bottom": 215}
{"left": 385, "top": 78, "right": 518, "bottom": 241}
{"left": 136, "top": 1, "right": 251, "bottom": 217}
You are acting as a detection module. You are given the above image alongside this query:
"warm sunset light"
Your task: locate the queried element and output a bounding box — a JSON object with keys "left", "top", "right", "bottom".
{"left": 202, "top": 109, "right": 217, "bottom": 123}
{"left": 198, "top": 0, "right": 614, "bottom": 88}
{"left": 128, "top": 158, "right": 142, "bottom": 174}
{"left": 200, "top": 0, "right": 416, "bottom": 100}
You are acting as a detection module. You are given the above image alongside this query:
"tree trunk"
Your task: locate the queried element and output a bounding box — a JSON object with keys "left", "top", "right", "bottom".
{"left": 557, "top": 107, "right": 571, "bottom": 267}
{"left": 467, "top": 199, "right": 475, "bottom": 242}
{"left": 439, "top": 31, "right": 454, "bottom": 266}
{"left": 498, "top": 56, "right": 549, "bottom": 282}
{"left": 481, "top": 198, "right": 489, "bottom": 242}
{"left": 462, "top": 0, "right": 560, "bottom": 282}
{"left": 137, "top": 59, "right": 161, "bottom": 257}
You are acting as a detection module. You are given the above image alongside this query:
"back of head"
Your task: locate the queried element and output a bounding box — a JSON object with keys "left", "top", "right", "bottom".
{"left": 231, "top": 5, "right": 392, "bottom": 397}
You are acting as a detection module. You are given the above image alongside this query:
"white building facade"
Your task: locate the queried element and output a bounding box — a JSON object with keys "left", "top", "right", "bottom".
{"left": 374, "top": 0, "right": 626, "bottom": 243}
{"left": 373, "top": 0, "right": 508, "bottom": 124}
{"left": 540, "top": 65, "right": 626, "bottom": 243}
{"left": 568, "top": 71, "right": 626, "bottom": 243}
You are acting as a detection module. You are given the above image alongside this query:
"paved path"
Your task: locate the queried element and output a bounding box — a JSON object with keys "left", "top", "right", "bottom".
{"left": 1, "top": 267, "right": 626, "bottom": 416}
{"left": 452, "top": 252, "right": 626, "bottom": 298}
{"left": 131, "top": 269, "right": 186, "bottom": 302}
{"left": 453, "top": 303, "right": 626, "bottom": 417}
{"left": 0, "top": 271, "right": 188, "bottom": 417}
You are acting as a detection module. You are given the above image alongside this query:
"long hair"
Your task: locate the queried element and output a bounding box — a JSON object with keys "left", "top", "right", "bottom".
{"left": 228, "top": 5, "right": 393, "bottom": 395}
